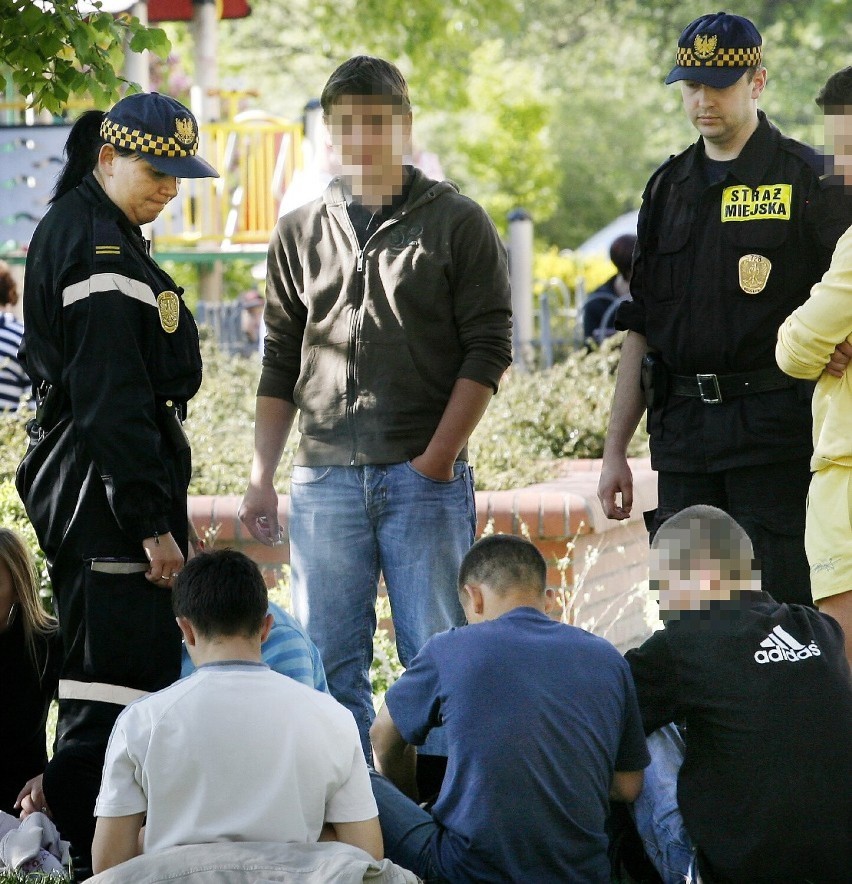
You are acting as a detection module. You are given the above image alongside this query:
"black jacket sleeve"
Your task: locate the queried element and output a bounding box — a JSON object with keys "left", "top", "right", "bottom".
{"left": 624, "top": 628, "right": 681, "bottom": 735}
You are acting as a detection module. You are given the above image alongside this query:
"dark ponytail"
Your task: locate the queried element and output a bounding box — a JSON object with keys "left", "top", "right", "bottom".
{"left": 50, "top": 110, "right": 106, "bottom": 203}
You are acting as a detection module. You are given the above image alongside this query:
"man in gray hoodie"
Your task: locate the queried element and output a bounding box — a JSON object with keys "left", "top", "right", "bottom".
{"left": 240, "top": 56, "right": 513, "bottom": 765}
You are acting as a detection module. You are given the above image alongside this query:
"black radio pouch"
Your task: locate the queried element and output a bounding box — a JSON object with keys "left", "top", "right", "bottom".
{"left": 640, "top": 352, "right": 669, "bottom": 411}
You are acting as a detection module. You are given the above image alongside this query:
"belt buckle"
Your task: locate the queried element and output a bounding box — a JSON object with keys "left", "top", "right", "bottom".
{"left": 696, "top": 373, "right": 722, "bottom": 404}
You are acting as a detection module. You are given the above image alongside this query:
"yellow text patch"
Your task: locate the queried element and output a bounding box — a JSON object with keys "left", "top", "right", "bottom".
{"left": 721, "top": 184, "right": 792, "bottom": 222}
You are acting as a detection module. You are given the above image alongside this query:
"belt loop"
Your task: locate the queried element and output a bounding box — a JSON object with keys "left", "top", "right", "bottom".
{"left": 696, "top": 374, "right": 722, "bottom": 404}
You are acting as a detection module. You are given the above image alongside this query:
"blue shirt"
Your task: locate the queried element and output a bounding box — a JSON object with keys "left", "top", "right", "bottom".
{"left": 181, "top": 602, "right": 328, "bottom": 692}
{"left": 0, "top": 313, "right": 30, "bottom": 411}
{"left": 386, "top": 607, "right": 650, "bottom": 883}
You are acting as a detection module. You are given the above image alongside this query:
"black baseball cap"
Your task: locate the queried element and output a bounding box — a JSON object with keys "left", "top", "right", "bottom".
{"left": 100, "top": 92, "right": 219, "bottom": 178}
{"left": 665, "top": 12, "right": 763, "bottom": 89}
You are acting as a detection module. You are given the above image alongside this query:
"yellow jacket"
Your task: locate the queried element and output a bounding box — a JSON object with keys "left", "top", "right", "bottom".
{"left": 776, "top": 224, "right": 852, "bottom": 470}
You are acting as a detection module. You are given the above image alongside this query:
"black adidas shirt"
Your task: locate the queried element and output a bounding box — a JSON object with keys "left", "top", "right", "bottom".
{"left": 626, "top": 592, "right": 852, "bottom": 883}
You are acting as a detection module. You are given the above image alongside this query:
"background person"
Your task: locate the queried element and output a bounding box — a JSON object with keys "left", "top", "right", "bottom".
{"left": 370, "top": 535, "right": 649, "bottom": 884}
{"left": 0, "top": 528, "right": 58, "bottom": 817}
{"left": 626, "top": 505, "right": 852, "bottom": 883}
{"left": 15, "top": 91, "right": 218, "bottom": 875}
{"left": 582, "top": 233, "right": 637, "bottom": 346}
{"left": 776, "top": 66, "right": 852, "bottom": 663}
{"left": 597, "top": 11, "right": 852, "bottom": 605}
{"left": 91, "top": 550, "right": 381, "bottom": 875}
{"left": 239, "top": 57, "right": 513, "bottom": 773}
{"left": 0, "top": 261, "right": 31, "bottom": 411}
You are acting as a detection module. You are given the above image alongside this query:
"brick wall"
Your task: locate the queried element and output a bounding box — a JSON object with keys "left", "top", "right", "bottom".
{"left": 188, "top": 457, "right": 659, "bottom": 654}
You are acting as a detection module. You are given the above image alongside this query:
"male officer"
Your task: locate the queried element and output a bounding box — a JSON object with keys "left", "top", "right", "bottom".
{"left": 239, "top": 56, "right": 512, "bottom": 766}
{"left": 598, "top": 12, "right": 852, "bottom": 604}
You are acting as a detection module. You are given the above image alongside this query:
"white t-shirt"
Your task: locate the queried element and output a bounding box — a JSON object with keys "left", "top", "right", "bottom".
{"left": 95, "top": 662, "right": 377, "bottom": 854}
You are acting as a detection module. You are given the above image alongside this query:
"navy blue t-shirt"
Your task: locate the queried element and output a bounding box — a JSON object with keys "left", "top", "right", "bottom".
{"left": 385, "top": 607, "right": 650, "bottom": 883}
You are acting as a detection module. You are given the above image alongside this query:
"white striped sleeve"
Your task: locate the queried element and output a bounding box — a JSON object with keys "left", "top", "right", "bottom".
{"left": 62, "top": 273, "right": 157, "bottom": 309}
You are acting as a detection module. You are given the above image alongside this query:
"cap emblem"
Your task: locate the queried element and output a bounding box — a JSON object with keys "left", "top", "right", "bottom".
{"left": 174, "top": 116, "right": 196, "bottom": 146}
{"left": 693, "top": 33, "right": 718, "bottom": 60}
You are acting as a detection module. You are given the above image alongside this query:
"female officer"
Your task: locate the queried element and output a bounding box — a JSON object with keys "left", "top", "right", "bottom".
{"left": 15, "top": 92, "right": 217, "bottom": 872}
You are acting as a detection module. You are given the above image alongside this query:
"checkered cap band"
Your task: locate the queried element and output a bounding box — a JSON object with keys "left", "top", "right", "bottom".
{"left": 100, "top": 117, "right": 198, "bottom": 158}
{"left": 675, "top": 46, "right": 762, "bottom": 68}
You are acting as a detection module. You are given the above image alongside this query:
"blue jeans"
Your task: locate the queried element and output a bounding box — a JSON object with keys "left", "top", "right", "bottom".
{"left": 631, "top": 724, "right": 700, "bottom": 884}
{"left": 289, "top": 462, "right": 474, "bottom": 757}
{"left": 369, "top": 769, "right": 447, "bottom": 884}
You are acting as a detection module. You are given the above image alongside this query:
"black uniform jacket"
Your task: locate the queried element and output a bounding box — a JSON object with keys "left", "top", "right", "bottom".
{"left": 626, "top": 594, "right": 852, "bottom": 884}
{"left": 618, "top": 113, "right": 852, "bottom": 472}
{"left": 18, "top": 174, "right": 202, "bottom": 547}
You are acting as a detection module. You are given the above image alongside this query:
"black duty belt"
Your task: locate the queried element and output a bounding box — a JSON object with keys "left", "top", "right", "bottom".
{"left": 671, "top": 367, "right": 793, "bottom": 404}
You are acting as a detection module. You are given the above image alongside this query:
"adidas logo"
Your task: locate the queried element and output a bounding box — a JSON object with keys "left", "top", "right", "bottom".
{"left": 754, "top": 625, "right": 822, "bottom": 664}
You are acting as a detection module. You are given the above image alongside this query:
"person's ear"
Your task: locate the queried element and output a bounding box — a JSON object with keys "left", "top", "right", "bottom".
{"left": 97, "top": 143, "right": 117, "bottom": 178}
{"left": 462, "top": 582, "right": 485, "bottom": 616}
{"left": 543, "top": 587, "right": 557, "bottom": 615}
{"left": 260, "top": 612, "right": 274, "bottom": 644}
{"left": 176, "top": 615, "right": 196, "bottom": 648}
{"left": 750, "top": 68, "right": 767, "bottom": 99}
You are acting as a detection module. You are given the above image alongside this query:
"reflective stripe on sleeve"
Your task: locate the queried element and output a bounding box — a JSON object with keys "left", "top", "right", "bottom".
{"left": 62, "top": 273, "right": 157, "bottom": 308}
{"left": 59, "top": 679, "right": 149, "bottom": 706}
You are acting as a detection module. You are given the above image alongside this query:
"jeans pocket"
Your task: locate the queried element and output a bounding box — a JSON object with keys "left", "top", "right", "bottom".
{"left": 83, "top": 562, "right": 181, "bottom": 690}
{"left": 290, "top": 465, "right": 333, "bottom": 485}
{"left": 404, "top": 459, "right": 465, "bottom": 484}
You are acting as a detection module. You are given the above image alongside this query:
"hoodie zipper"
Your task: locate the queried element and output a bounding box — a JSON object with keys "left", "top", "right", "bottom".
{"left": 343, "top": 211, "right": 403, "bottom": 465}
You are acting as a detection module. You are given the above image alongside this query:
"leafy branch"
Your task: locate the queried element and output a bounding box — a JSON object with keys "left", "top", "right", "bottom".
{"left": 0, "top": 0, "right": 170, "bottom": 113}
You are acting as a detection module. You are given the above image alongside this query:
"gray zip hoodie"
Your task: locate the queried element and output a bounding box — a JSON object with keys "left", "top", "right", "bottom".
{"left": 259, "top": 168, "right": 513, "bottom": 466}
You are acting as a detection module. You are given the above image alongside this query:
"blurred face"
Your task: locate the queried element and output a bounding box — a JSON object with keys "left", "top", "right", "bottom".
{"left": 649, "top": 539, "right": 757, "bottom": 619}
{"left": 97, "top": 145, "right": 180, "bottom": 226}
{"left": 824, "top": 111, "right": 852, "bottom": 184}
{"left": 0, "top": 560, "right": 16, "bottom": 633}
{"left": 326, "top": 96, "right": 411, "bottom": 207}
{"left": 680, "top": 69, "right": 765, "bottom": 156}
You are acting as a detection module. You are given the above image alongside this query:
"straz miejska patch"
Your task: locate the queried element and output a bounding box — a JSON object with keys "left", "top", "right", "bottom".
{"left": 721, "top": 184, "right": 792, "bottom": 222}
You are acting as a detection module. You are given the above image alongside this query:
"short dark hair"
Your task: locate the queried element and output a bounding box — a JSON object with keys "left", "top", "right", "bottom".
{"left": 609, "top": 234, "right": 637, "bottom": 279}
{"left": 652, "top": 505, "right": 757, "bottom": 581}
{"left": 321, "top": 56, "right": 411, "bottom": 115}
{"left": 172, "top": 549, "right": 268, "bottom": 638}
{"left": 816, "top": 66, "right": 852, "bottom": 111}
{"left": 459, "top": 535, "right": 547, "bottom": 597}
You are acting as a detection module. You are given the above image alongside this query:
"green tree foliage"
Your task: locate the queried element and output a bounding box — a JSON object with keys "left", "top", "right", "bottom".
{"left": 0, "top": 0, "right": 170, "bottom": 112}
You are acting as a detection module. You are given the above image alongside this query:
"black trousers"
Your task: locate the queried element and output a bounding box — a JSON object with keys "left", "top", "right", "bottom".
{"left": 647, "top": 457, "right": 812, "bottom": 606}
{"left": 17, "top": 420, "right": 189, "bottom": 865}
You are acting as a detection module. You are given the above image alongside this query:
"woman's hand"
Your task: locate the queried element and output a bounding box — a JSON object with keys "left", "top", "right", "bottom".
{"left": 15, "top": 773, "right": 49, "bottom": 819}
{"left": 142, "top": 532, "right": 184, "bottom": 587}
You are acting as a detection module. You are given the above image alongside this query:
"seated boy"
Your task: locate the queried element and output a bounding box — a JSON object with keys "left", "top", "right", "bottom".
{"left": 626, "top": 505, "right": 852, "bottom": 884}
{"left": 91, "top": 549, "right": 381, "bottom": 875}
{"left": 370, "top": 534, "right": 650, "bottom": 883}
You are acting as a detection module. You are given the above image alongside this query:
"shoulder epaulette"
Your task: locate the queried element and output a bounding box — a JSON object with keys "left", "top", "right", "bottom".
{"left": 776, "top": 134, "right": 824, "bottom": 177}
{"left": 642, "top": 147, "right": 690, "bottom": 198}
{"left": 93, "top": 216, "right": 123, "bottom": 262}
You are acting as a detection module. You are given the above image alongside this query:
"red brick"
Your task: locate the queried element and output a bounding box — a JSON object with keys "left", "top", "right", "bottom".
{"left": 538, "top": 492, "right": 568, "bottom": 539}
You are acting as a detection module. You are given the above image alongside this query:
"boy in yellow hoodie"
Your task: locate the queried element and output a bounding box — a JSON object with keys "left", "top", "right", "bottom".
{"left": 777, "top": 66, "right": 852, "bottom": 664}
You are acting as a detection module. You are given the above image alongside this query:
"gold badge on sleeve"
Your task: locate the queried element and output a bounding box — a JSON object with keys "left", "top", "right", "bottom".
{"left": 738, "top": 254, "right": 772, "bottom": 294}
{"left": 157, "top": 291, "right": 180, "bottom": 333}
